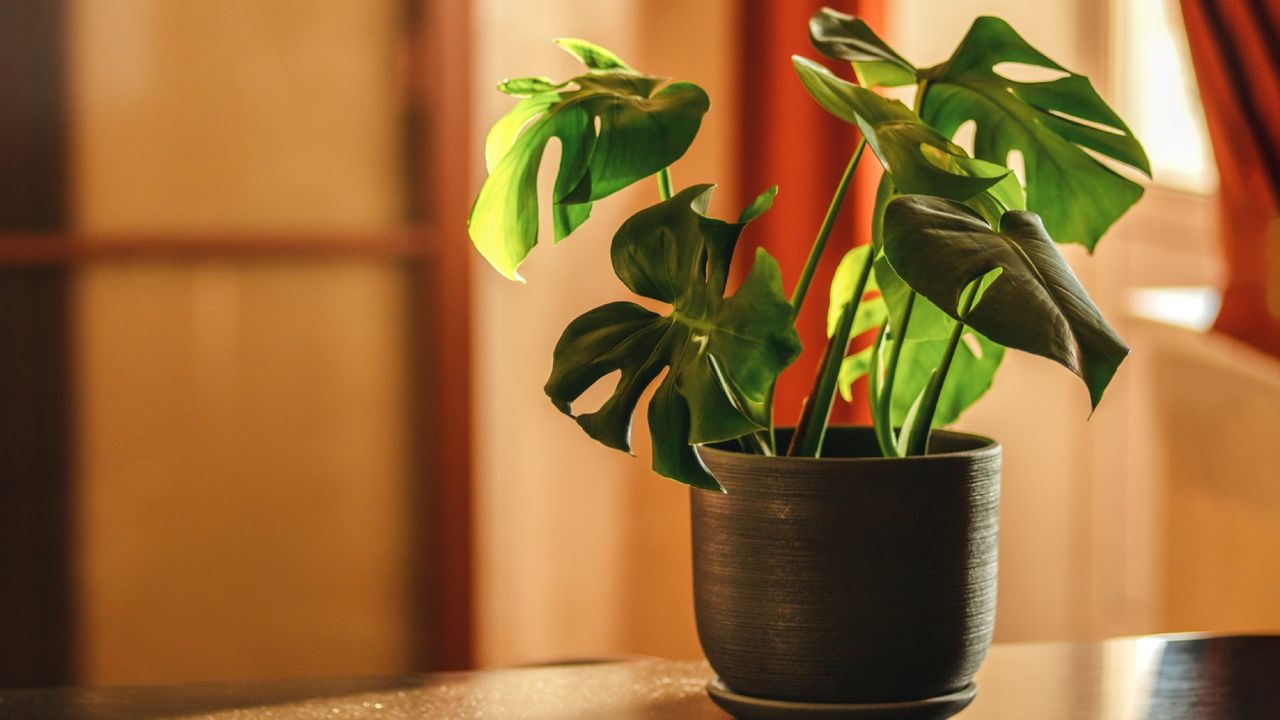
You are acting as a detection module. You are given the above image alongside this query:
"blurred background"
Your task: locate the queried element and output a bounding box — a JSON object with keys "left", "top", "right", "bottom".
{"left": 2, "top": 0, "right": 1277, "bottom": 690}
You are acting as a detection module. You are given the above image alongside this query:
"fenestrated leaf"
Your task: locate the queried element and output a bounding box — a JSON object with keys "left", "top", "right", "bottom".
{"left": 882, "top": 194, "right": 1129, "bottom": 408}
{"left": 808, "top": 7, "right": 916, "bottom": 88}
{"left": 545, "top": 185, "right": 801, "bottom": 489}
{"left": 483, "top": 92, "right": 560, "bottom": 172}
{"left": 792, "top": 57, "right": 1014, "bottom": 208}
{"left": 918, "top": 16, "right": 1151, "bottom": 250}
{"left": 470, "top": 41, "right": 710, "bottom": 281}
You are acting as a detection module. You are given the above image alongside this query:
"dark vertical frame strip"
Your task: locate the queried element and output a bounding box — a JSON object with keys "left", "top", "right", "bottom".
{"left": 0, "top": 0, "right": 74, "bottom": 687}
{"left": 405, "top": 0, "right": 474, "bottom": 670}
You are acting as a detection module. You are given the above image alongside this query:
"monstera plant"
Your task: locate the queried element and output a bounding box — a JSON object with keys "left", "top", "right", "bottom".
{"left": 468, "top": 9, "right": 1149, "bottom": 489}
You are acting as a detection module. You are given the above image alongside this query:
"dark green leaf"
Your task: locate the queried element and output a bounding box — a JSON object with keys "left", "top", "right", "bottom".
{"left": 808, "top": 7, "right": 916, "bottom": 87}
{"left": 471, "top": 42, "right": 710, "bottom": 280}
{"left": 545, "top": 185, "right": 801, "bottom": 489}
{"left": 792, "top": 57, "right": 1014, "bottom": 207}
{"left": 882, "top": 194, "right": 1129, "bottom": 408}
{"left": 918, "top": 16, "right": 1151, "bottom": 250}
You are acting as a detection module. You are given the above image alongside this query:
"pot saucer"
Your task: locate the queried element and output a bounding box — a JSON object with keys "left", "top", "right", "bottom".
{"left": 705, "top": 679, "right": 977, "bottom": 720}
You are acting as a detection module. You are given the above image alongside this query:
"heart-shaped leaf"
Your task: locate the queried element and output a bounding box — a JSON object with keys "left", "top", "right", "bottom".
{"left": 882, "top": 194, "right": 1129, "bottom": 408}
{"left": 545, "top": 185, "right": 801, "bottom": 489}
{"left": 792, "top": 57, "right": 1017, "bottom": 218}
{"left": 470, "top": 40, "right": 710, "bottom": 281}
{"left": 918, "top": 17, "right": 1151, "bottom": 250}
{"left": 808, "top": 7, "right": 917, "bottom": 88}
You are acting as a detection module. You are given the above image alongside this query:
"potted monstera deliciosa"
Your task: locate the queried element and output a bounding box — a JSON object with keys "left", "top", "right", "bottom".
{"left": 470, "top": 9, "right": 1148, "bottom": 719}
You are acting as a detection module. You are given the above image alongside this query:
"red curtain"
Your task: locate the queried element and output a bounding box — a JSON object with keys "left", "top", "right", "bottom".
{"left": 1181, "top": 0, "right": 1280, "bottom": 356}
{"left": 737, "top": 0, "right": 885, "bottom": 427}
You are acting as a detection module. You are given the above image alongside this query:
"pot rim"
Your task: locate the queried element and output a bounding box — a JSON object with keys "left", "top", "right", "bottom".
{"left": 696, "top": 424, "right": 1000, "bottom": 467}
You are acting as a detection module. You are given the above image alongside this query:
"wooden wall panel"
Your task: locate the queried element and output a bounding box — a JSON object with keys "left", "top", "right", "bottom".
{"left": 74, "top": 261, "right": 416, "bottom": 684}
{"left": 68, "top": 0, "right": 405, "bottom": 235}
{"left": 66, "top": 0, "right": 425, "bottom": 683}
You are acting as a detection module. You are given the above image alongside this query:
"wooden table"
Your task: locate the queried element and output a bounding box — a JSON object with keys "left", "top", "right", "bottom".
{"left": 2, "top": 634, "right": 1277, "bottom": 719}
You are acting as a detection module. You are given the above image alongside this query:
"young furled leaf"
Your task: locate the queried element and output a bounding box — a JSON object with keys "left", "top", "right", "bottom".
{"left": 545, "top": 185, "right": 801, "bottom": 489}
{"left": 808, "top": 7, "right": 916, "bottom": 87}
{"left": 918, "top": 17, "right": 1151, "bottom": 250}
{"left": 470, "top": 40, "right": 710, "bottom": 281}
{"left": 882, "top": 195, "right": 1129, "bottom": 408}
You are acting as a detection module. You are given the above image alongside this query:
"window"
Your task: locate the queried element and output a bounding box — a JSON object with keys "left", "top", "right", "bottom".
{"left": 1112, "top": 0, "right": 1218, "bottom": 194}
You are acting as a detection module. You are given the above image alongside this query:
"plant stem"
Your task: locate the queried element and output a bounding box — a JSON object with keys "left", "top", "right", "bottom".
{"left": 657, "top": 167, "right": 674, "bottom": 201}
{"left": 787, "top": 247, "right": 875, "bottom": 457}
{"left": 745, "top": 431, "right": 774, "bottom": 456}
{"left": 873, "top": 291, "right": 916, "bottom": 457}
{"left": 868, "top": 323, "right": 893, "bottom": 455}
{"left": 789, "top": 139, "right": 867, "bottom": 315}
{"left": 903, "top": 282, "right": 979, "bottom": 456}
{"left": 914, "top": 80, "right": 930, "bottom": 115}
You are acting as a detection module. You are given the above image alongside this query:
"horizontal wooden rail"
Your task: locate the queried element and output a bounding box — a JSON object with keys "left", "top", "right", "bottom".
{"left": 0, "top": 231, "right": 434, "bottom": 265}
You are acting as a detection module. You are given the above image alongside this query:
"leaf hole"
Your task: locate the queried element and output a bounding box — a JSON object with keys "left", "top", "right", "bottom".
{"left": 572, "top": 369, "right": 622, "bottom": 416}
{"left": 1075, "top": 143, "right": 1150, "bottom": 182}
{"left": 1046, "top": 109, "right": 1125, "bottom": 136}
{"left": 961, "top": 332, "right": 984, "bottom": 359}
{"left": 1005, "top": 149, "right": 1027, "bottom": 187}
{"left": 951, "top": 119, "right": 977, "bottom": 156}
{"left": 991, "top": 62, "right": 1070, "bottom": 83}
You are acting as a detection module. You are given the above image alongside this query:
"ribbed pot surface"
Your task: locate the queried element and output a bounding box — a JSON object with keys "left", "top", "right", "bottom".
{"left": 692, "top": 426, "right": 1000, "bottom": 704}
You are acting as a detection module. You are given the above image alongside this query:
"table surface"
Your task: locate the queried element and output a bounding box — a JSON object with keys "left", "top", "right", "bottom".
{"left": 2, "top": 634, "right": 1277, "bottom": 719}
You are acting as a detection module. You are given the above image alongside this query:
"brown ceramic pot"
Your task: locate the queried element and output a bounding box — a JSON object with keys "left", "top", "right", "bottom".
{"left": 692, "top": 426, "right": 1000, "bottom": 705}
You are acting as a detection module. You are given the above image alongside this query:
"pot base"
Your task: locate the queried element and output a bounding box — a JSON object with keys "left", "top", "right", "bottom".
{"left": 705, "top": 679, "right": 977, "bottom": 720}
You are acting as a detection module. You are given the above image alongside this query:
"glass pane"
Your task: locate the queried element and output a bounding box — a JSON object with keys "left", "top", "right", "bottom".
{"left": 69, "top": 0, "right": 406, "bottom": 234}
{"left": 1113, "top": 0, "right": 1219, "bottom": 194}
{"left": 64, "top": 0, "right": 424, "bottom": 684}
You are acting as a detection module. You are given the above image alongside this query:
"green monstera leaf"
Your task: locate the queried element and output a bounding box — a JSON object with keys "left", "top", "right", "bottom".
{"left": 918, "top": 16, "right": 1151, "bottom": 250}
{"left": 796, "top": 56, "right": 1019, "bottom": 436}
{"left": 808, "top": 7, "right": 916, "bottom": 87}
{"left": 793, "top": 57, "right": 1015, "bottom": 212}
{"left": 545, "top": 185, "right": 801, "bottom": 489}
{"left": 470, "top": 39, "right": 710, "bottom": 281}
{"left": 882, "top": 194, "right": 1129, "bottom": 408}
